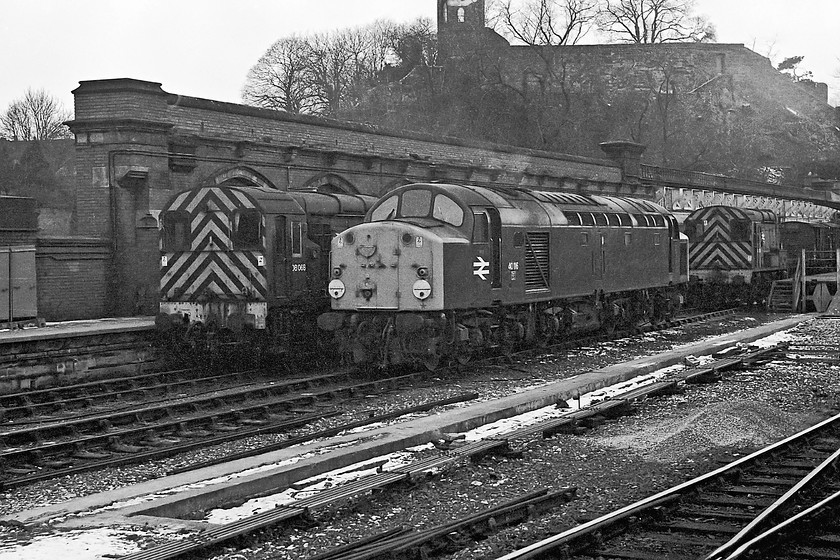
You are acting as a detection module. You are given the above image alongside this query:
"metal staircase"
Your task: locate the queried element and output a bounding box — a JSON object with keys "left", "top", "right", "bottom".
{"left": 767, "top": 249, "right": 840, "bottom": 313}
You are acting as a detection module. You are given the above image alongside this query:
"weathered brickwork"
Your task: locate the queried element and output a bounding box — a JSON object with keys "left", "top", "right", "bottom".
{"left": 35, "top": 238, "right": 111, "bottom": 320}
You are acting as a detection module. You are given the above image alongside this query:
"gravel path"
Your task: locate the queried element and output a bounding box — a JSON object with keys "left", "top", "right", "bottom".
{"left": 4, "top": 313, "right": 836, "bottom": 560}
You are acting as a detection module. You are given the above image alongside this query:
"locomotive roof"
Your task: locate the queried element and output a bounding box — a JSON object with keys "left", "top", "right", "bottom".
{"left": 163, "top": 184, "right": 375, "bottom": 217}
{"left": 684, "top": 205, "right": 778, "bottom": 224}
{"left": 372, "top": 183, "right": 672, "bottom": 228}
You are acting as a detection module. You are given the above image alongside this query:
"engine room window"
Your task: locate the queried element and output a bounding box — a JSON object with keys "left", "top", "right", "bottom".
{"left": 433, "top": 194, "right": 464, "bottom": 226}
{"left": 162, "top": 212, "right": 190, "bottom": 251}
{"left": 402, "top": 190, "right": 432, "bottom": 217}
{"left": 619, "top": 214, "right": 633, "bottom": 227}
{"left": 473, "top": 212, "right": 490, "bottom": 242}
{"left": 594, "top": 213, "right": 608, "bottom": 226}
{"left": 567, "top": 212, "right": 581, "bottom": 226}
{"left": 581, "top": 213, "right": 595, "bottom": 226}
{"left": 233, "top": 210, "right": 261, "bottom": 249}
{"left": 607, "top": 214, "right": 621, "bottom": 226}
{"left": 652, "top": 215, "right": 666, "bottom": 228}
{"left": 290, "top": 221, "right": 303, "bottom": 257}
{"left": 371, "top": 195, "right": 398, "bottom": 221}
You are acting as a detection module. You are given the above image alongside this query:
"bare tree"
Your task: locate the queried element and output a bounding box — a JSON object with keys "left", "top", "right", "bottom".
{"left": 489, "top": 0, "right": 598, "bottom": 45}
{"left": 243, "top": 22, "right": 406, "bottom": 116}
{"left": 0, "top": 89, "right": 72, "bottom": 141}
{"left": 242, "top": 37, "right": 322, "bottom": 113}
{"left": 596, "top": 0, "right": 715, "bottom": 44}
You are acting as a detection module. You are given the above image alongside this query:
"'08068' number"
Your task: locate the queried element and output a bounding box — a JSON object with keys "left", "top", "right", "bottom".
{"left": 292, "top": 263, "right": 307, "bottom": 272}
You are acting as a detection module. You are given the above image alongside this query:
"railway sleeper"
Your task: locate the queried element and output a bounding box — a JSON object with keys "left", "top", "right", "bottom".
{"left": 107, "top": 437, "right": 146, "bottom": 454}
{"left": 788, "top": 546, "right": 840, "bottom": 559}
{"left": 650, "top": 518, "right": 742, "bottom": 535}
{"left": 696, "top": 493, "right": 777, "bottom": 508}
{"left": 674, "top": 504, "right": 756, "bottom": 522}
{"left": 175, "top": 423, "right": 214, "bottom": 438}
{"left": 72, "top": 446, "right": 112, "bottom": 460}
{"left": 140, "top": 431, "right": 181, "bottom": 447}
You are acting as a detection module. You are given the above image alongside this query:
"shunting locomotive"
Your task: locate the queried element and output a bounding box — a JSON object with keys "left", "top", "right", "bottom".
{"left": 318, "top": 182, "right": 689, "bottom": 369}
{"left": 155, "top": 183, "right": 374, "bottom": 361}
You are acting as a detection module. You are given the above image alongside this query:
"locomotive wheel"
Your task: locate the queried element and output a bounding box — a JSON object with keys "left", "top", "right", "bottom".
{"left": 455, "top": 346, "right": 472, "bottom": 365}
{"left": 423, "top": 353, "right": 441, "bottom": 371}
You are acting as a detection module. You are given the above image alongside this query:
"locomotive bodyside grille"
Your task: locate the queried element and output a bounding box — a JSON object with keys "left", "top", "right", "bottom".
{"left": 524, "top": 232, "right": 550, "bottom": 291}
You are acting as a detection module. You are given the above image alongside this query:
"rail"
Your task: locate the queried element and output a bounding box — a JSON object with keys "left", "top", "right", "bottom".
{"left": 496, "top": 410, "right": 840, "bottom": 560}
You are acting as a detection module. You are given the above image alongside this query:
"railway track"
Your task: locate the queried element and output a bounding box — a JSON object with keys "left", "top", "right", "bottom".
{"left": 497, "top": 406, "right": 840, "bottom": 560}
{"left": 117, "top": 341, "right": 786, "bottom": 560}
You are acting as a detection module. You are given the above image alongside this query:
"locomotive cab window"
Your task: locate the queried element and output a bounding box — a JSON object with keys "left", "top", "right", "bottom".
{"left": 371, "top": 195, "right": 398, "bottom": 221}
{"left": 290, "top": 221, "right": 303, "bottom": 257}
{"left": 402, "top": 189, "right": 432, "bottom": 217}
{"left": 731, "top": 218, "right": 751, "bottom": 242}
{"left": 432, "top": 194, "right": 464, "bottom": 226}
{"left": 233, "top": 210, "right": 261, "bottom": 249}
{"left": 162, "top": 212, "right": 190, "bottom": 251}
{"left": 473, "top": 212, "right": 490, "bottom": 242}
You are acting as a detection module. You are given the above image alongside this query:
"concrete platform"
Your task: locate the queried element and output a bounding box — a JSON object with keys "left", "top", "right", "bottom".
{"left": 0, "top": 317, "right": 155, "bottom": 345}
{"left": 2, "top": 314, "right": 810, "bottom": 531}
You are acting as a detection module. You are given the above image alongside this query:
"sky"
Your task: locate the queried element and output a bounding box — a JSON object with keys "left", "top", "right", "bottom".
{"left": 1, "top": 0, "right": 838, "bottom": 115}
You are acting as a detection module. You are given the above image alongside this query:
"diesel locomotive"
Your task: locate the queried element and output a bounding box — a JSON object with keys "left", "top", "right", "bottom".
{"left": 155, "top": 183, "right": 375, "bottom": 361}
{"left": 317, "top": 182, "right": 689, "bottom": 369}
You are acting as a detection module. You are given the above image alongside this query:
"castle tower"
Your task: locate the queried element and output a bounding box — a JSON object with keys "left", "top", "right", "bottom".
{"left": 437, "top": 0, "right": 487, "bottom": 61}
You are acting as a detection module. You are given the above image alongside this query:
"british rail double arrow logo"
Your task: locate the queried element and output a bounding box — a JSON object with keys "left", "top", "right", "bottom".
{"left": 473, "top": 256, "right": 489, "bottom": 280}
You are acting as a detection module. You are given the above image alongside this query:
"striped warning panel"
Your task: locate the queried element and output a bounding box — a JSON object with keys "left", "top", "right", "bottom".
{"left": 160, "top": 186, "right": 267, "bottom": 301}
{"left": 689, "top": 241, "right": 752, "bottom": 270}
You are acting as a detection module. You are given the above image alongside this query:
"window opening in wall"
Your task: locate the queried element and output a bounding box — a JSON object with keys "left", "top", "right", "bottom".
{"left": 233, "top": 210, "right": 261, "bottom": 249}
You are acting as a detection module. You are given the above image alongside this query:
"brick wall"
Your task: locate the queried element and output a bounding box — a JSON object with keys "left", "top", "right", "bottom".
{"left": 35, "top": 238, "right": 111, "bottom": 320}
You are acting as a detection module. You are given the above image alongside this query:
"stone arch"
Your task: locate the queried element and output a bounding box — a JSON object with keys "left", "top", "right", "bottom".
{"left": 204, "top": 166, "right": 278, "bottom": 190}
{"left": 379, "top": 178, "right": 414, "bottom": 196}
{"left": 299, "top": 173, "right": 360, "bottom": 195}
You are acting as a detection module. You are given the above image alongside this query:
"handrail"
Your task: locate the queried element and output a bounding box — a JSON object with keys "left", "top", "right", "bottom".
{"left": 792, "top": 253, "right": 803, "bottom": 311}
